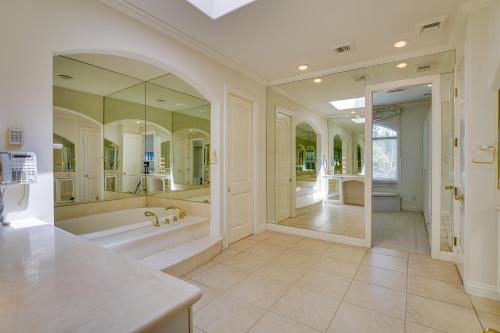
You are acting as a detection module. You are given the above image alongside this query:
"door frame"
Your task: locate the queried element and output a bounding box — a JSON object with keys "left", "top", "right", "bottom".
{"left": 223, "top": 86, "right": 258, "bottom": 247}
{"left": 366, "top": 74, "right": 446, "bottom": 259}
{"left": 275, "top": 106, "right": 296, "bottom": 221}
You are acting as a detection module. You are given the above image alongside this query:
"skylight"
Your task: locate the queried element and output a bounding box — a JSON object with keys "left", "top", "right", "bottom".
{"left": 351, "top": 117, "right": 365, "bottom": 124}
{"left": 329, "top": 97, "right": 366, "bottom": 110}
{"left": 185, "top": 0, "right": 256, "bottom": 20}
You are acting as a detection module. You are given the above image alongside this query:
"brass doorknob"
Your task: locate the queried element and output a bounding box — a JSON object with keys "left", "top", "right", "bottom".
{"left": 445, "top": 185, "right": 455, "bottom": 191}
{"left": 454, "top": 194, "right": 464, "bottom": 201}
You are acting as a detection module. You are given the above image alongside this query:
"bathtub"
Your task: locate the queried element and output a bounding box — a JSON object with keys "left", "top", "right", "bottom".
{"left": 56, "top": 207, "right": 211, "bottom": 261}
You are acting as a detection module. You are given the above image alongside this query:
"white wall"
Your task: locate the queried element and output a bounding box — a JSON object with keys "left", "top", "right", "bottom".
{"left": 266, "top": 88, "right": 328, "bottom": 222}
{"left": 0, "top": 1, "right": 266, "bottom": 236}
{"left": 460, "top": 4, "right": 500, "bottom": 299}
{"left": 374, "top": 102, "right": 431, "bottom": 211}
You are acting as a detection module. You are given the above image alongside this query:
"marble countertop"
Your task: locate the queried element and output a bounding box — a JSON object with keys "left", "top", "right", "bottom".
{"left": 0, "top": 219, "right": 202, "bottom": 333}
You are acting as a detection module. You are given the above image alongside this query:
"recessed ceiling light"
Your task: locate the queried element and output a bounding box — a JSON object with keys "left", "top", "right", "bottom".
{"left": 58, "top": 74, "right": 73, "bottom": 80}
{"left": 313, "top": 78, "right": 322, "bottom": 83}
{"left": 396, "top": 62, "right": 408, "bottom": 69}
{"left": 156, "top": 98, "right": 166, "bottom": 103}
{"left": 351, "top": 111, "right": 357, "bottom": 114}
{"left": 351, "top": 117, "right": 365, "bottom": 124}
{"left": 188, "top": 129, "right": 193, "bottom": 132}
{"left": 298, "top": 64, "right": 309, "bottom": 71}
{"left": 329, "top": 97, "right": 365, "bottom": 110}
{"left": 393, "top": 40, "right": 408, "bottom": 48}
{"left": 135, "top": 121, "right": 141, "bottom": 124}
{"left": 427, "top": 84, "right": 432, "bottom": 87}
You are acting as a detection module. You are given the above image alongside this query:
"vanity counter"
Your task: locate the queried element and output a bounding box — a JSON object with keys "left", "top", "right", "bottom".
{"left": 0, "top": 219, "right": 201, "bottom": 333}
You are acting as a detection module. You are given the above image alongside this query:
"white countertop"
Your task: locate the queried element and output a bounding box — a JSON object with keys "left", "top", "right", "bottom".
{"left": 0, "top": 219, "right": 201, "bottom": 333}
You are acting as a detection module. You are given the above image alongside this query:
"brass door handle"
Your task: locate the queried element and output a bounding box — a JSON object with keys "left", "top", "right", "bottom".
{"left": 444, "top": 185, "right": 455, "bottom": 191}
{"left": 454, "top": 194, "right": 464, "bottom": 201}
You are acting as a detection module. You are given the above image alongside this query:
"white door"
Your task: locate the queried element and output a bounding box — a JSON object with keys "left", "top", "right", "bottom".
{"left": 276, "top": 111, "right": 292, "bottom": 221}
{"left": 453, "top": 56, "right": 466, "bottom": 275}
{"left": 82, "top": 128, "right": 100, "bottom": 201}
{"left": 122, "top": 133, "right": 142, "bottom": 192}
{"left": 227, "top": 94, "right": 253, "bottom": 243}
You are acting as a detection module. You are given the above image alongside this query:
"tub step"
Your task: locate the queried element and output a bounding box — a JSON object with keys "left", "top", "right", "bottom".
{"left": 139, "top": 235, "right": 222, "bottom": 277}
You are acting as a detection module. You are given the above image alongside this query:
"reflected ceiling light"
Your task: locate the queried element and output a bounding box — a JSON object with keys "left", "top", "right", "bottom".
{"left": 427, "top": 84, "right": 432, "bottom": 87}
{"left": 351, "top": 111, "right": 356, "bottom": 114}
{"left": 298, "top": 64, "right": 309, "bottom": 71}
{"left": 135, "top": 121, "right": 141, "bottom": 124}
{"left": 329, "top": 97, "right": 365, "bottom": 110}
{"left": 393, "top": 40, "right": 408, "bottom": 48}
{"left": 58, "top": 74, "right": 73, "bottom": 80}
{"left": 188, "top": 129, "right": 193, "bottom": 132}
{"left": 313, "top": 78, "right": 322, "bottom": 83}
{"left": 396, "top": 62, "right": 408, "bottom": 69}
{"left": 351, "top": 117, "right": 365, "bottom": 124}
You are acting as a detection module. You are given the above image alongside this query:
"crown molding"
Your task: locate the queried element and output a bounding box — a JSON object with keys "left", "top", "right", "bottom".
{"left": 99, "top": 0, "right": 268, "bottom": 86}
{"left": 449, "top": 0, "right": 491, "bottom": 47}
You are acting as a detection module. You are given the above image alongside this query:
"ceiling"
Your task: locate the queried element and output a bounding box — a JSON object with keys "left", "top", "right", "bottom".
{"left": 119, "top": 0, "right": 474, "bottom": 82}
{"left": 373, "top": 84, "right": 432, "bottom": 106}
{"left": 53, "top": 54, "right": 210, "bottom": 118}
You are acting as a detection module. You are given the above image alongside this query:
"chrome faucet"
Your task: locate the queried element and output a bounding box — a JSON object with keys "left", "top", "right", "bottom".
{"left": 144, "top": 211, "right": 160, "bottom": 227}
{"left": 165, "top": 206, "right": 186, "bottom": 219}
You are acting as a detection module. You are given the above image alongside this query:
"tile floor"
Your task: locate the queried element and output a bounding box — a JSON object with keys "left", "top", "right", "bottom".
{"left": 278, "top": 204, "right": 364, "bottom": 238}
{"left": 185, "top": 230, "right": 499, "bottom": 333}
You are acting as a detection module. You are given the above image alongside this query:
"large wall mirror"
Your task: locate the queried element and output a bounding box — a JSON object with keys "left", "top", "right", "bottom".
{"left": 53, "top": 54, "right": 211, "bottom": 209}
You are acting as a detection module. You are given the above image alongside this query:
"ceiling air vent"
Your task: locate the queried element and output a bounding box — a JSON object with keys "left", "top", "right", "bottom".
{"left": 332, "top": 42, "right": 355, "bottom": 54}
{"left": 352, "top": 74, "right": 367, "bottom": 82}
{"left": 416, "top": 64, "right": 433, "bottom": 72}
{"left": 387, "top": 88, "right": 406, "bottom": 93}
{"left": 416, "top": 15, "right": 448, "bottom": 34}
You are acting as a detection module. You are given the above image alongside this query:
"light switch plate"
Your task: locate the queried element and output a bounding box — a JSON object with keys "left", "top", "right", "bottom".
{"left": 8, "top": 128, "right": 23, "bottom": 145}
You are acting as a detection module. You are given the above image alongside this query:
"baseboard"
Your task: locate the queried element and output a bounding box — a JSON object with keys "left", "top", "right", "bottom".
{"left": 464, "top": 279, "right": 500, "bottom": 301}
{"left": 401, "top": 206, "right": 423, "bottom": 212}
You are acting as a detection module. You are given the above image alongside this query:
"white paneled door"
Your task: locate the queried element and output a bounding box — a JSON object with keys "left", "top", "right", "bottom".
{"left": 227, "top": 94, "right": 253, "bottom": 243}
{"left": 122, "top": 133, "right": 142, "bottom": 193}
{"left": 276, "top": 111, "right": 292, "bottom": 222}
{"left": 82, "top": 128, "right": 100, "bottom": 201}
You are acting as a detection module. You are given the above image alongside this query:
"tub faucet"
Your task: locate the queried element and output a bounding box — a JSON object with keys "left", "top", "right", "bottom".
{"left": 165, "top": 206, "right": 186, "bottom": 219}
{"left": 144, "top": 211, "right": 160, "bottom": 227}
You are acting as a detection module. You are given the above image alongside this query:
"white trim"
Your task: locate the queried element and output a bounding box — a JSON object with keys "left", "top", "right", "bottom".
{"left": 366, "top": 74, "right": 442, "bottom": 258}
{"left": 275, "top": 107, "right": 295, "bottom": 221}
{"left": 99, "top": 0, "right": 267, "bottom": 85}
{"left": 267, "top": 224, "right": 368, "bottom": 248}
{"left": 449, "top": 0, "right": 491, "bottom": 47}
{"left": 223, "top": 86, "right": 258, "bottom": 248}
{"left": 465, "top": 279, "right": 500, "bottom": 301}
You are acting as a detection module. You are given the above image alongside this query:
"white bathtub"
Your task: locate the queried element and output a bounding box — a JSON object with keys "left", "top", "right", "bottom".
{"left": 57, "top": 207, "right": 179, "bottom": 239}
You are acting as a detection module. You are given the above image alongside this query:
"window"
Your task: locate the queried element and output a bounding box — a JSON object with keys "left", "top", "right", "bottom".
{"left": 372, "top": 124, "right": 399, "bottom": 182}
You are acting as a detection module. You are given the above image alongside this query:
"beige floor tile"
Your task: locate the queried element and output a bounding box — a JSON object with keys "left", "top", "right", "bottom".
{"left": 191, "top": 264, "right": 248, "bottom": 292}
{"left": 193, "top": 326, "right": 206, "bottom": 333}
{"left": 185, "top": 260, "right": 219, "bottom": 278}
{"left": 405, "top": 322, "right": 445, "bottom": 333}
{"left": 248, "top": 312, "right": 321, "bottom": 333}
{"left": 470, "top": 295, "right": 500, "bottom": 316}
{"left": 355, "top": 264, "right": 407, "bottom": 291}
{"left": 295, "top": 269, "right": 351, "bottom": 300}
{"left": 254, "top": 260, "right": 307, "bottom": 284}
{"left": 212, "top": 248, "right": 241, "bottom": 263}
{"left": 264, "top": 233, "right": 303, "bottom": 247}
{"left": 311, "top": 256, "right": 360, "bottom": 279}
{"left": 275, "top": 248, "right": 321, "bottom": 268}
{"left": 230, "top": 238, "right": 260, "bottom": 251}
{"left": 407, "top": 274, "right": 472, "bottom": 308}
{"left": 246, "top": 242, "right": 288, "bottom": 258}
{"left": 246, "top": 230, "right": 276, "bottom": 242}
{"left": 343, "top": 281, "right": 406, "bottom": 319}
{"left": 363, "top": 252, "right": 408, "bottom": 272}
{"left": 223, "top": 252, "right": 270, "bottom": 272}
{"left": 370, "top": 247, "right": 409, "bottom": 259}
{"left": 229, "top": 275, "right": 290, "bottom": 309}
{"left": 187, "top": 279, "right": 223, "bottom": 312}
{"left": 271, "top": 287, "right": 340, "bottom": 331}
{"left": 406, "top": 294, "right": 482, "bottom": 333}
{"left": 408, "top": 254, "right": 461, "bottom": 284}
{"left": 477, "top": 311, "right": 500, "bottom": 331}
{"left": 292, "top": 238, "right": 334, "bottom": 254}
{"left": 324, "top": 243, "right": 368, "bottom": 263}
{"left": 327, "top": 302, "right": 405, "bottom": 333}
{"left": 193, "top": 294, "right": 265, "bottom": 333}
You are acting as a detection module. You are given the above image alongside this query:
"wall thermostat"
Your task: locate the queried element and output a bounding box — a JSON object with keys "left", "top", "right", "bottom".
{"left": 8, "top": 128, "right": 23, "bottom": 145}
